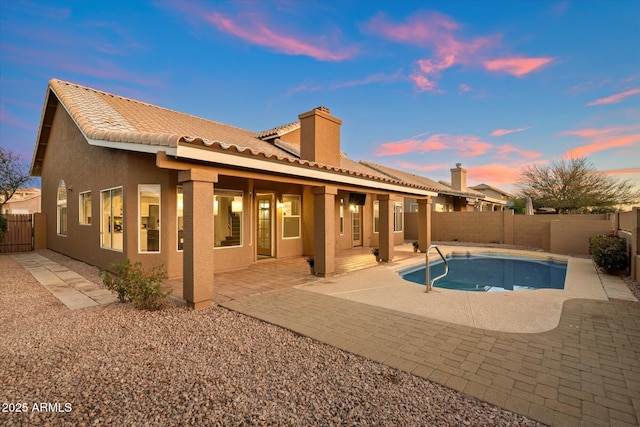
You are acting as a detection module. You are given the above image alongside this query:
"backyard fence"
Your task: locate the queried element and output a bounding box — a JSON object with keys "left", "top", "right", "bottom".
{"left": 1, "top": 214, "right": 33, "bottom": 253}
{"left": 615, "top": 207, "right": 640, "bottom": 282}
{"left": 0, "top": 213, "right": 46, "bottom": 254}
{"left": 406, "top": 210, "right": 615, "bottom": 255}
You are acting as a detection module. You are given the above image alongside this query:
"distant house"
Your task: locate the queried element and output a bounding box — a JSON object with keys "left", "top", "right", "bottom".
{"left": 31, "top": 79, "right": 440, "bottom": 309}
{"left": 1, "top": 187, "right": 41, "bottom": 214}
{"left": 361, "top": 162, "right": 510, "bottom": 212}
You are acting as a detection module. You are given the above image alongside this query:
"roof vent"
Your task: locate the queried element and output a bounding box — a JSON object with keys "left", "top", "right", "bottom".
{"left": 315, "top": 106, "right": 330, "bottom": 114}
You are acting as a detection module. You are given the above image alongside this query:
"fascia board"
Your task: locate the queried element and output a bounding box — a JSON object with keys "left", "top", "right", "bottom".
{"left": 177, "top": 145, "right": 437, "bottom": 197}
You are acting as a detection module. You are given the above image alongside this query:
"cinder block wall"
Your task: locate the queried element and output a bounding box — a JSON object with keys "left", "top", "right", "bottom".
{"left": 430, "top": 211, "right": 615, "bottom": 255}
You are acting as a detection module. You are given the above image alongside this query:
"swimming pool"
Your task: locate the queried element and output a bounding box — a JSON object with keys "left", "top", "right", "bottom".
{"left": 401, "top": 253, "right": 567, "bottom": 292}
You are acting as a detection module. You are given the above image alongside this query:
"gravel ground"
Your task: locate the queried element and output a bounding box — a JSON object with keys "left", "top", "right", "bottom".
{"left": 0, "top": 251, "right": 549, "bottom": 426}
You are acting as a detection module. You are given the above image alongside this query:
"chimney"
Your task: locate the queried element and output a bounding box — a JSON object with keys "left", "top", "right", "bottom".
{"left": 298, "top": 106, "right": 342, "bottom": 167}
{"left": 450, "top": 163, "right": 467, "bottom": 191}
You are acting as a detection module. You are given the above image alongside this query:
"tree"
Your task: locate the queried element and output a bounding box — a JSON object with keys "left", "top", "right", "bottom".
{"left": 517, "top": 156, "right": 640, "bottom": 213}
{"left": 0, "top": 147, "right": 33, "bottom": 208}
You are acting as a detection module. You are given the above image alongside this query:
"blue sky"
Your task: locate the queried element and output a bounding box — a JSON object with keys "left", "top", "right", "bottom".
{"left": 1, "top": 0, "right": 638, "bottom": 192}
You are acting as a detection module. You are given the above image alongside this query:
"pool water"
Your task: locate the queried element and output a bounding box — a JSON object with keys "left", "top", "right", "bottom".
{"left": 401, "top": 254, "right": 567, "bottom": 292}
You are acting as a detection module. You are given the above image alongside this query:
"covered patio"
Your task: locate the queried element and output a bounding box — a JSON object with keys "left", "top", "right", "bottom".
{"left": 166, "top": 244, "right": 423, "bottom": 304}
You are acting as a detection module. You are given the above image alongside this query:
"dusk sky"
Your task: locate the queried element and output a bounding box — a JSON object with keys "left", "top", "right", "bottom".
{"left": 1, "top": 0, "right": 638, "bottom": 193}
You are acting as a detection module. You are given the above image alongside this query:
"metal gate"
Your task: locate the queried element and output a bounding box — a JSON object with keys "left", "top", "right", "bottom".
{"left": 0, "top": 214, "right": 33, "bottom": 253}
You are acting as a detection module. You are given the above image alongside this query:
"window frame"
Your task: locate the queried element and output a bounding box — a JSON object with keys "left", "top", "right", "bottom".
{"left": 57, "top": 180, "right": 67, "bottom": 236}
{"left": 281, "top": 194, "right": 301, "bottom": 240}
{"left": 394, "top": 201, "right": 403, "bottom": 233}
{"left": 100, "top": 186, "right": 124, "bottom": 252}
{"left": 214, "top": 189, "right": 243, "bottom": 249}
{"left": 373, "top": 200, "right": 379, "bottom": 234}
{"left": 78, "top": 191, "right": 91, "bottom": 225}
{"left": 176, "top": 185, "right": 184, "bottom": 252}
{"left": 138, "top": 184, "right": 161, "bottom": 254}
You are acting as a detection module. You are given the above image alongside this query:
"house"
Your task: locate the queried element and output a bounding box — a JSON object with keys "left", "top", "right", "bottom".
{"left": 361, "top": 162, "right": 511, "bottom": 212}
{"left": 31, "top": 79, "right": 440, "bottom": 309}
{"left": 469, "top": 183, "right": 513, "bottom": 211}
{"left": 1, "top": 188, "right": 41, "bottom": 214}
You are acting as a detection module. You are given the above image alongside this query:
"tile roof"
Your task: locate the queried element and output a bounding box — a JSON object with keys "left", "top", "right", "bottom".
{"left": 359, "top": 161, "right": 448, "bottom": 193}
{"left": 257, "top": 121, "right": 300, "bottom": 140}
{"left": 33, "top": 79, "right": 436, "bottom": 194}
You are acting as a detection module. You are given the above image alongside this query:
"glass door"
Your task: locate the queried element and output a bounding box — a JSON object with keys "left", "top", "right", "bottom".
{"left": 257, "top": 194, "right": 273, "bottom": 257}
{"left": 352, "top": 205, "right": 362, "bottom": 247}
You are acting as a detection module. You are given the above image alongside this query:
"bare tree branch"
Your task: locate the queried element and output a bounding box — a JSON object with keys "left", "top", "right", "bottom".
{"left": 517, "top": 156, "right": 640, "bottom": 213}
{"left": 0, "top": 147, "right": 32, "bottom": 207}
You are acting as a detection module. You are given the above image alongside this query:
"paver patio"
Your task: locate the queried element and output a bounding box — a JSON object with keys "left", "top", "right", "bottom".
{"left": 223, "top": 288, "right": 640, "bottom": 427}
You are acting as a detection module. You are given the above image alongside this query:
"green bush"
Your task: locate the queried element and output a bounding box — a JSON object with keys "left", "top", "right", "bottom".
{"left": 0, "top": 213, "right": 7, "bottom": 243}
{"left": 101, "top": 259, "right": 171, "bottom": 310}
{"left": 589, "top": 234, "right": 628, "bottom": 274}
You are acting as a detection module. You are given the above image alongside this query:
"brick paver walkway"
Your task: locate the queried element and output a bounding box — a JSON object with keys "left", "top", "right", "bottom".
{"left": 223, "top": 288, "right": 640, "bottom": 427}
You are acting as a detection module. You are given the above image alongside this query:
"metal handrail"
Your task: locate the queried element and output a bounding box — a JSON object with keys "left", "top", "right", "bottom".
{"left": 425, "top": 245, "right": 448, "bottom": 293}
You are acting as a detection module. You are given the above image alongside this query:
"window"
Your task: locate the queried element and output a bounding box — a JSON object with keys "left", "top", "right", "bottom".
{"left": 409, "top": 203, "right": 419, "bottom": 213}
{"left": 339, "top": 199, "right": 344, "bottom": 235}
{"left": 57, "top": 180, "right": 67, "bottom": 236}
{"left": 79, "top": 191, "right": 91, "bottom": 225}
{"left": 394, "top": 202, "right": 403, "bottom": 232}
{"left": 139, "top": 185, "right": 160, "bottom": 253}
{"left": 101, "top": 187, "right": 123, "bottom": 251}
{"left": 282, "top": 194, "right": 301, "bottom": 239}
{"left": 373, "top": 201, "right": 379, "bottom": 233}
{"left": 177, "top": 186, "right": 183, "bottom": 251}
{"left": 214, "top": 190, "right": 242, "bottom": 248}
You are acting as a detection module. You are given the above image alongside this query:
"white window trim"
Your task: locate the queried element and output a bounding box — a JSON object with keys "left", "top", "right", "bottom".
{"left": 282, "top": 194, "right": 301, "bottom": 240}
{"left": 394, "top": 201, "right": 403, "bottom": 233}
{"left": 100, "top": 186, "right": 124, "bottom": 252}
{"left": 78, "top": 191, "right": 91, "bottom": 226}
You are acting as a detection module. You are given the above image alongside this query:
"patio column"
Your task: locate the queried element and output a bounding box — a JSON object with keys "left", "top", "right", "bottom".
{"left": 313, "top": 185, "right": 337, "bottom": 277}
{"left": 417, "top": 197, "right": 432, "bottom": 252}
{"left": 378, "top": 194, "right": 394, "bottom": 262}
{"left": 178, "top": 168, "right": 218, "bottom": 310}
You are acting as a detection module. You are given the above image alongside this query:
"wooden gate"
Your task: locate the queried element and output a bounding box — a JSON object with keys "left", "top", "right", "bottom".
{"left": 1, "top": 214, "right": 33, "bottom": 253}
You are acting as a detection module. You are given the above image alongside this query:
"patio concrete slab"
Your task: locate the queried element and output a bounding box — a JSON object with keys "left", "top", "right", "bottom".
{"left": 296, "top": 246, "right": 634, "bottom": 333}
{"left": 12, "top": 253, "right": 117, "bottom": 310}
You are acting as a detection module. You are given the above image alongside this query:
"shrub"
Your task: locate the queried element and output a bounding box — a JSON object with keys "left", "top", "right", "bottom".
{"left": 101, "top": 259, "right": 171, "bottom": 310}
{"left": 0, "top": 213, "right": 7, "bottom": 243}
{"left": 589, "top": 234, "right": 628, "bottom": 274}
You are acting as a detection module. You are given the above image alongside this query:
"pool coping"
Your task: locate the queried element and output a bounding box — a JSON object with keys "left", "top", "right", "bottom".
{"left": 296, "top": 246, "right": 634, "bottom": 333}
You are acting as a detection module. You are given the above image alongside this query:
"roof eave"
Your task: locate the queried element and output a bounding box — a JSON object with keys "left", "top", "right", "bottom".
{"left": 176, "top": 143, "right": 438, "bottom": 197}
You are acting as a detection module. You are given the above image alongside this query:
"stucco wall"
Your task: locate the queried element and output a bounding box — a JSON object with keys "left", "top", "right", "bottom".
{"left": 428, "top": 210, "right": 614, "bottom": 255}
{"left": 40, "top": 105, "right": 181, "bottom": 275}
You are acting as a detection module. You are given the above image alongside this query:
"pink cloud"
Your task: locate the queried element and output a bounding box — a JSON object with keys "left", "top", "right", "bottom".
{"left": 394, "top": 161, "right": 450, "bottom": 172}
{"left": 603, "top": 167, "right": 640, "bottom": 175}
{"left": 483, "top": 57, "right": 553, "bottom": 76}
{"left": 496, "top": 144, "right": 542, "bottom": 159}
{"left": 375, "top": 134, "right": 492, "bottom": 157}
{"left": 491, "top": 127, "right": 531, "bottom": 137}
{"left": 586, "top": 88, "right": 640, "bottom": 106}
{"left": 200, "top": 10, "right": 356, "bottom": 61}
{"left": 566, "top": 135, "right": 640, "bottom": 158}
{"left": 364, "top": 12, "right": 552, "bottom": 91}
{"left": 459, "top": 83, "right": 472, "bottom": 93}
{"left": 560, "top": 125, "right": 640, "bottom": 158}
{"left": 467, "top": 163, "right": 523, "bottom": 186}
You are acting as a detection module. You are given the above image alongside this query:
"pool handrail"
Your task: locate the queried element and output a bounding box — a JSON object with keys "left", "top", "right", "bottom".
{"left": 426, "top": 245, "right": 448, "bottom": 293}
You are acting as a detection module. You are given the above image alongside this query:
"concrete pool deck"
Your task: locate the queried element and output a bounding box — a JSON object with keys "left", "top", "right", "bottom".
{"left": 295, "top": 246, "right": 636, "bottom": 333}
